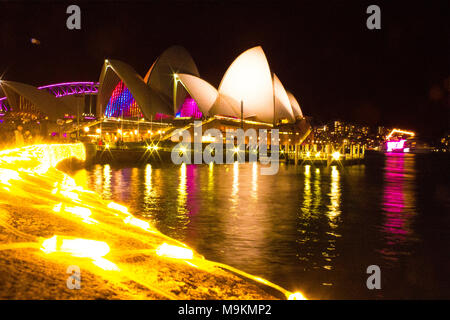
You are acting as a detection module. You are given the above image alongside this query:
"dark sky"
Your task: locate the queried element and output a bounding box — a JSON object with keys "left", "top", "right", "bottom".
{"left": 0, "top": 0, "right": 448, "bottom": 139}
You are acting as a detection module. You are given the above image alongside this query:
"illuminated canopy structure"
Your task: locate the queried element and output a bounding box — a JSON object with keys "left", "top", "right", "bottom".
{"left": 38, "top": 82, "right": 99, "bottom": 97}
{"left": 0, "top": 81, "right": 79, "bottom": 120}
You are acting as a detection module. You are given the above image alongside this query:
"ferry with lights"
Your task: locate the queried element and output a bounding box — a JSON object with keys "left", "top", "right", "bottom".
{"left": 382, "top": 128, "right": 432, "bottom": 154}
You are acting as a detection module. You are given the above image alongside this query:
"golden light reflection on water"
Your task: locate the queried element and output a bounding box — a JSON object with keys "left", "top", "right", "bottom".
{"left": 143, "top": 164, "right": 156, "bottom": 215}
{"left": 208, "top": 162, "right": 214, "bottom": 193}
{"left": 313, "top": 168, "right": 322, "bottom": 212}
{"left": 102, "top": 164, "right": 112, "bottom": 200}
{"left": 327, "top": 166, "right": 341, "bottom": 225}
{"left": 112, "top": 167, "right": 123, "bottom": 202}
{"left": 93, "top": 164, "right": 103, "bottom": 195}
{"left": 178, "top": 163, "right": 187, "bottom": 210}
{"left": 230, "top": 161, "right": 239, "bottom": 209}
{"left": 221, "top": 160, "right": 266, "bottom": 276}
{"left": 322, "top": 166, "right": 341, "bottom": 272}
{"left": 174, "top": 163, "right": 189, "bottom": 229}
{"left": 298, "top": 164, "right": 342, "bottom": 281}
{"left": 145, "top": 164, "right": 152, "bottom": 192}
{"left": 302, "top": 165, "right": 312, "bottom": 217}
{"left": 142, "top": 165, "right": 162, "bottom": 218}
{"left": 251, "top": 162, "right": 258, "bottom": 200}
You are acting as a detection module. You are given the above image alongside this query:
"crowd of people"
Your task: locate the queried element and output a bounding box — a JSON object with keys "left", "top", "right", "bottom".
{"left": 0, "top": 120, "right": 57, "bottom": 150}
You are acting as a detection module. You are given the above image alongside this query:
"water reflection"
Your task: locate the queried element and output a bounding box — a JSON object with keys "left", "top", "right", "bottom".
{"left": 102, "top": 164, "right": 112, "bottom": 200}
{"left": 176, "top": 163, "right": 189, "bottom": 226}
{"left": 322, "top": 166, "right": 341, "bottom": 272}
{"left": 313, "top": 168, "right": 321, "bottom": 212}
{"left": 80, "top": 163, "right": 347, "bottom": 285}
{"left": 230, "top": 161, "right": 239, "bottom": 209}
{"left": 251, "top": 162, "right": 258, "bottom": 200}
{"left": 327, "top": 166, "right": 341, "bottom": 226}
{"left": 296, "top": 164, "right": 342, "bottom": 282}
{"left": 73, "top": 156, "right": 442, "bottom": 299}
{"left": 93, "top": 164, "right": 103, "bottom": 195}
{"left": 186, "top": 165, "right": 199, "bottom": 216}
{"left": 143, "top": 164, "right": 157, "bottom": 216}
{"left": 380, "top": 153, "right": 417, "bottom": 263}
{"left": 302, "top": 165, "right": 312, "bottom": 216}
{"left": 112, "top": 167, "right": 124, "bottom": 202}
{"left": 208, "top": 162, "right": 214, "bottom": 193}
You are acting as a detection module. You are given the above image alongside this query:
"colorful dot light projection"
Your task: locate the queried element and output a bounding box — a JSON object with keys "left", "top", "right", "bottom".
{"left": 104, "top": 81, "right": 143, "bottom": 119}
{"left": 0, "top": 97, "right": 8, "bottom": 113}
{"left": 175, "top": 94, "right": 203, "bottom": 119}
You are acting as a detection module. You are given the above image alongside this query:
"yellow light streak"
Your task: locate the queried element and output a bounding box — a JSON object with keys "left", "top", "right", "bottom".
{"left": 0, "top": 169, "right": 21, "bottom": 186}
{"left": 156, "top": 243, "right": 194, "bottom": 260}
{"left": 40, "top": 235, "right": 119, "bottom": 271}
{"left": 107, "top": 202, "right": 129, "bottom": 214}
{"left": 64, "top": 206, "right": 97, "bottom": 224}
{"left": 41, "top": 235, "right": 109, "bottom": 258}
{"left": 123, "top": 216, "right": 151, "bottom": 231}
{"left": 288, "top": 292, "right": 307, "bottom": 300}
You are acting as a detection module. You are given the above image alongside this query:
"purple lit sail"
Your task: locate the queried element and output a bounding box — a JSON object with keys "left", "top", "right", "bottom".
{"left": 176, "top": 94, "right": 202, "bottom": 119}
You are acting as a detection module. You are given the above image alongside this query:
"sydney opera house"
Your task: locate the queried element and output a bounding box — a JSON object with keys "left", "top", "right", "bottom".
{"left": 0, "top": 46, "right": 311, "bottom": 146}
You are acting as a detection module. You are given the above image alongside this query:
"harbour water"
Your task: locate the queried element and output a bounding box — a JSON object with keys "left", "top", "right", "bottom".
{"left": 72, "top": 153, "right": 450, "bottom": 299}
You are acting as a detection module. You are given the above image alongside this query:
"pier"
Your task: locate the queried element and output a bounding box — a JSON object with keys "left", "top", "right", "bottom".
{"left": 89, "top": 140, "right": 365, "bottom": 166}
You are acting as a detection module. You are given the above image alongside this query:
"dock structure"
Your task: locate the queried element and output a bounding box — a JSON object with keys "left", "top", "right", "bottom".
{"left": 281, "top": 143, "right": 365, "bottom": 166}
{"left": 91, "top": 139, "right": 366, "bottom": 166}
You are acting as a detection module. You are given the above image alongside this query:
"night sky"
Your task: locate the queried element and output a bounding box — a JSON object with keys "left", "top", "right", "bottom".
{"left": 0, "top": 0, "right": 448, "bottom": 139}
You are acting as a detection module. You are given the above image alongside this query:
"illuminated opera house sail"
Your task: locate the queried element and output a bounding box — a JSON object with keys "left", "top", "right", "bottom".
{"left": 175, "top": 46, "right": 304, "bottom": 124}
{"left": 0, "top": 45, "right": 305, "bottom": 127}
